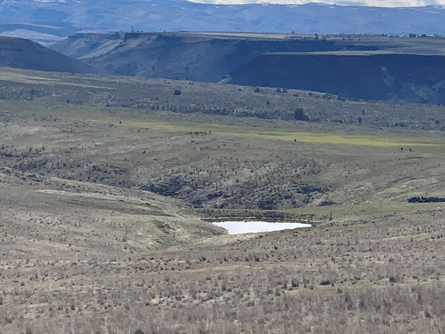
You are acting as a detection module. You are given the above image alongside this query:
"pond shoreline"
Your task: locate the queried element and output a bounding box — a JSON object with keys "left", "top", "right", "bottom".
{"left": 212, "top": 221, "right": 312, "bottom": 235}
{"left": 203, "top": 217, "right": 312, "bottom": 223}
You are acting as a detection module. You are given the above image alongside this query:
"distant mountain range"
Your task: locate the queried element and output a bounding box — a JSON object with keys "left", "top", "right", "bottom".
{"left": 0, "top": 0, "right": 443, "bottom": 45}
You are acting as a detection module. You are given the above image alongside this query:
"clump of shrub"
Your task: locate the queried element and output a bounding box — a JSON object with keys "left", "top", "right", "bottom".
{"left": 318, "top": 200, "right": 337, "bottom": 207}
{"left": 294, "top": 108, "right": 309, "bottom": 121}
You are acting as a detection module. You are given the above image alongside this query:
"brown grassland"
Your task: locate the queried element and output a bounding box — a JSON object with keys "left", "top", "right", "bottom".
{"left": 1, "top": 68, "right": 445, "bottom": 334}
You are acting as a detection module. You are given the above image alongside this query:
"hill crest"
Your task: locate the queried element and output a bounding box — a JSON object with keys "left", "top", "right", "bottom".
{"left": 0, "top": 36, "right": 93, "bottom": 73}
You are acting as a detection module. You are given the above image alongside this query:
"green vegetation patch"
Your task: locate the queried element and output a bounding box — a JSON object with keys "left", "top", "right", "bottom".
{"left": 122, "top": 118, "right": 445, "bottom": 148}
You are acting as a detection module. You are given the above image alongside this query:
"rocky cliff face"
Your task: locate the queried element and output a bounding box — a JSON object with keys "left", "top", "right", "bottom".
{"left": 54, "top": 32, "right": 341, "bottom": 82}
{"left": 229, "top": 53, "right": 445, "bottom": 104}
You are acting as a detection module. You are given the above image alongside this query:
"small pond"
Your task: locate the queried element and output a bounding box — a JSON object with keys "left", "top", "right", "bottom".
{"left": 212, "top": 221, "right": 311, "bottom": 235}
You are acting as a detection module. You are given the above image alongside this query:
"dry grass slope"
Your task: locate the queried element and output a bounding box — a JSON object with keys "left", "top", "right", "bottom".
{"left": 0, "top": 68, "right": 445, "bottom": 334}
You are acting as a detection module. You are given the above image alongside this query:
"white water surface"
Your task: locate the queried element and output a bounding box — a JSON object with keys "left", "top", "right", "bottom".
{"left": 213, "top": 221, "right": 311, "bottom": 235}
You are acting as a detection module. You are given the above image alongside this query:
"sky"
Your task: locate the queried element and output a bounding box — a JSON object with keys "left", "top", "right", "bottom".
{"left": 188, "top": 0, "right": 445, "bottom": 7}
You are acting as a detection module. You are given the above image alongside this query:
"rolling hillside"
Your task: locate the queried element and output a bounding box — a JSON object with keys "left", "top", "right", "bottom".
{"left": 56, "top": 32, "right": 340, "bottom": 82}
{"left": 2, "top": 66, "right": 445, "bottom": 334}
{"left": 49, "top": 32, "right": 445, "bottom": 104}
{"left": 0, "top": 36, "right": 93, "bottom": 73}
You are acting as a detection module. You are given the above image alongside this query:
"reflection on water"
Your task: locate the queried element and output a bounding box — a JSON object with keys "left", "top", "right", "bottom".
{"left": 212, "top": 221, "right": 311, "bottom": 235}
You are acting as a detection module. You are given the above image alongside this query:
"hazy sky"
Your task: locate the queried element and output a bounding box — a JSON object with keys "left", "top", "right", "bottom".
{"left": 189, "top": 0, "right": 445, "bottom": 7}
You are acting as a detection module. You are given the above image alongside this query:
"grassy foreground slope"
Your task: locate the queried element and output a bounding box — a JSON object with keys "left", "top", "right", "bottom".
{"left": 1, "top": 68, "right": 445, "bottom": 333}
